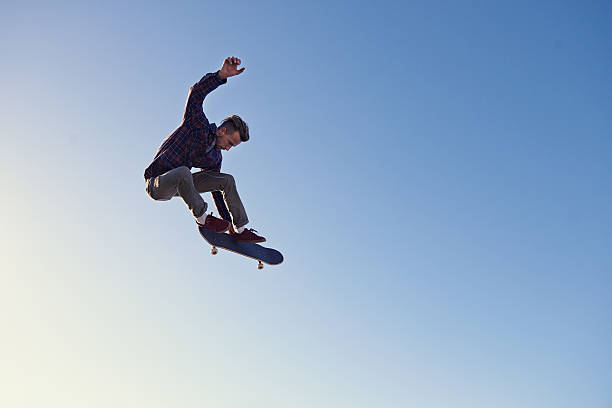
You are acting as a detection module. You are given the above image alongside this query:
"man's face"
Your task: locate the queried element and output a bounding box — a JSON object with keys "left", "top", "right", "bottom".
{"left": 215, "top": 127, "right": 241, "bottom": 151}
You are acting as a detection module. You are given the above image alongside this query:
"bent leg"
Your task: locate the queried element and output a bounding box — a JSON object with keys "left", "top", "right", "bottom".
{"left": 191, "top": 170, "right": 249, "bottom": 228}
{"left": 146, "top": 166, "right": 208, "bottom": 217}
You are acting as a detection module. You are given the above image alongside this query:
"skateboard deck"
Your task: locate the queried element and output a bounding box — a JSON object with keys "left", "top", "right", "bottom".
{"left": 198, "top": 225, "right": 283, "bottom": 269}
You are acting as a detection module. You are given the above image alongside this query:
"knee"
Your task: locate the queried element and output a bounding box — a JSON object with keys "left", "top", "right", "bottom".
{"left": 147, "top": 181, "right": 165, "bottom": 200}
{"left": 223, "top": 173, "right": 235, "bottom": 188}
{"left": 174, "top": 166, "right": 193, "bottom": 185}
{"left": 176, "top": 166, "right": 191, "bottom": 179}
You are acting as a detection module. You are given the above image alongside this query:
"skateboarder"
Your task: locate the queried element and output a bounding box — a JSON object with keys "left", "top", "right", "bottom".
{"left": 144, "top": 56, "right": 265, "bottom": 243}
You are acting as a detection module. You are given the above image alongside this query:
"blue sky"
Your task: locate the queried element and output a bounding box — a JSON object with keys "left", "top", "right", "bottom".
{"left": 1, "top": 1, "right": 611, "bottom": 407}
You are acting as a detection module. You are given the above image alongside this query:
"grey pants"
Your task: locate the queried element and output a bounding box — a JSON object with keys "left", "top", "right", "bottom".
{"left": 145, "top": 166, "right": 249, "bottom": 228}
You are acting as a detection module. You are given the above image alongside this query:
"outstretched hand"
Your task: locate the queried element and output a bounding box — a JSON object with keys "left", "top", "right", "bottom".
{"left": 219, "top": 56, "right": 245, "bottom": 80}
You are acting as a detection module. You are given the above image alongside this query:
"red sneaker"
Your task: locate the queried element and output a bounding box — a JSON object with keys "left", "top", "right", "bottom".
{"left": 198, "top": 213, "right": 231, "bottom": 233}
{"left": 232, "top": 228, "right": 266, "bottom": 243}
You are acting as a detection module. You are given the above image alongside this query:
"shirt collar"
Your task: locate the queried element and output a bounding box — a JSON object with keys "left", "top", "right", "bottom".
{"left": 206, "top": 123, "right": 218, "bottom": 153}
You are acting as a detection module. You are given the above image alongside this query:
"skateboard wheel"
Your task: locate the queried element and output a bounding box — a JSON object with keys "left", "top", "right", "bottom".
{"left": 258, "top": 261, "right": 264, "bottom": 270}
{"left": 211, "top": 246, "right": 218, "bottom": 255}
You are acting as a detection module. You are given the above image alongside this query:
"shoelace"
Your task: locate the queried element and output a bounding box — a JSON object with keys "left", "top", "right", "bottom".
{"left": 230, "top": 227, "right": 259, "bottom": 235}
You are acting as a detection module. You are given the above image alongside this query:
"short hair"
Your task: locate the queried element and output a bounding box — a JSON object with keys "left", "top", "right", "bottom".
{"left": 220, "top": 114, "right": 249, "bottom": 142}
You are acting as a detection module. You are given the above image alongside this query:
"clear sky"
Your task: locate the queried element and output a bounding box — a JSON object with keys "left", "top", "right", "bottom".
{"left": 1, "top": 1, "right": 611, "bottom": 407}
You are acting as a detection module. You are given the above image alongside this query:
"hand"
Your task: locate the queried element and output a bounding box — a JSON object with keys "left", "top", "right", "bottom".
{"left": 219, "top": 56, "right": 245, "bottom": 80}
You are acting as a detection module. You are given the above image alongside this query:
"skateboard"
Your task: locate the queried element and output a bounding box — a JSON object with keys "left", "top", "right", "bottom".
{"left": 198, "top": 225, "right": 284, "bottom": 269}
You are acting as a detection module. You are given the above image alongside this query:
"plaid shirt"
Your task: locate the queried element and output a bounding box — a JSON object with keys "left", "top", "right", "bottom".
{"left": 144, "top": 71, "right": 227, "bottom": 180}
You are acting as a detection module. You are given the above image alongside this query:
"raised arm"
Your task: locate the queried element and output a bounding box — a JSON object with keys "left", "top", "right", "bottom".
{"left": 182, "top": 71, "right": 226, "bottom": 125}
{"left": 182, "top": 57, "right": 245, "bottom": 125}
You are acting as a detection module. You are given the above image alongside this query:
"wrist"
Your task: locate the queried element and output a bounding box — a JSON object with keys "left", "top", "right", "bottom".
{"left": 217, "top": 70, "right": 228, "bottom": 81}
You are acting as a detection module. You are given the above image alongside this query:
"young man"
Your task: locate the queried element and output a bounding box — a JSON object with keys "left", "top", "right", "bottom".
{"left": 144, "top": 56, "right": 265, "bottom": 243}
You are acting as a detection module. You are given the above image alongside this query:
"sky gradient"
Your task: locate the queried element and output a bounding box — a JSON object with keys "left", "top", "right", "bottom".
{"left": 1, "top": 1, "right": 611, "bottom": 407}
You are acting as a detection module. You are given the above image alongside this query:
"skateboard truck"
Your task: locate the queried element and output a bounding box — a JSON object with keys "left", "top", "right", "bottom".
{"left": 212, "top": 244, "right": 264, "bottom": 269}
